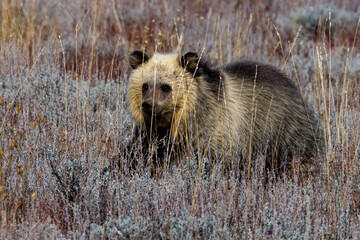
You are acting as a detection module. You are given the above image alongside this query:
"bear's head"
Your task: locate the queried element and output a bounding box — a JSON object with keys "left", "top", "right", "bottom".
{"left": 128, "top": 51, "right": 200, "bottom": 139}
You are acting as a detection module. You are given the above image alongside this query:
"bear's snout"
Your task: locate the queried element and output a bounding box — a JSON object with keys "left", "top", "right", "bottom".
{"left": 142, "top": 101, "right": 153, "bottom": 114}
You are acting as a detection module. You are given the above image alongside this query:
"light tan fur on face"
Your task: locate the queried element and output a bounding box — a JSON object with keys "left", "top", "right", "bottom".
{"left": 128, "top": 53, "right": 198, "bottom": 140}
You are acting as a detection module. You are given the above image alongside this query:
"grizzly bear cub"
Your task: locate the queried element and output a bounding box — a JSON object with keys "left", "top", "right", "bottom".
{"left": 126, "top": 50, "right": 320, "bottom": 176}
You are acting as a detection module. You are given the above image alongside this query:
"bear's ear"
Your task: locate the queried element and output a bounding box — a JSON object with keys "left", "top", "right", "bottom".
{"left": 129, "top": 51, "right": 149, "bottom": 69}
{"left": 180, "top": 52, "right": 199, "bottom": 73}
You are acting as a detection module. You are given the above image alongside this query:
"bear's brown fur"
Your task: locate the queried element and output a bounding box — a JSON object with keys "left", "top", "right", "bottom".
{"left": 127, "top": 50, "right": 321, "bottom": 175}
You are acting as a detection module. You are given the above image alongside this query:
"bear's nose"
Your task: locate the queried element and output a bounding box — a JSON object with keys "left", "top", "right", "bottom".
{"left": 142, "top": 101, "right": 153, "bottom": 113}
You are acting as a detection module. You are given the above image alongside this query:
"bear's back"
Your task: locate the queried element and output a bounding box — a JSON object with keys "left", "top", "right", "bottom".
{"left": 220, "top": 61, "right": 299, "bottom": 95}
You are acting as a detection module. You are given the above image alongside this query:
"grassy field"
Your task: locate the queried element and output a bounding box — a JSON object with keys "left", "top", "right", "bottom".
{"left": 0, "top": 0, "right": 359, "bottom": 239}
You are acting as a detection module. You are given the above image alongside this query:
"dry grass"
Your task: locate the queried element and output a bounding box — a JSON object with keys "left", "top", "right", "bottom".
{"left": 0, "top": 0, "right": 359, "bottom": 239}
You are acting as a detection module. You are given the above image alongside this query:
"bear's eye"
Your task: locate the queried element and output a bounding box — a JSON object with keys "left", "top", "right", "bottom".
{"left": 161, "top": 84, "right": 172, "bottom": 92}
{"left": 142, "top": 83, "right": 148, "bottom": 92}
